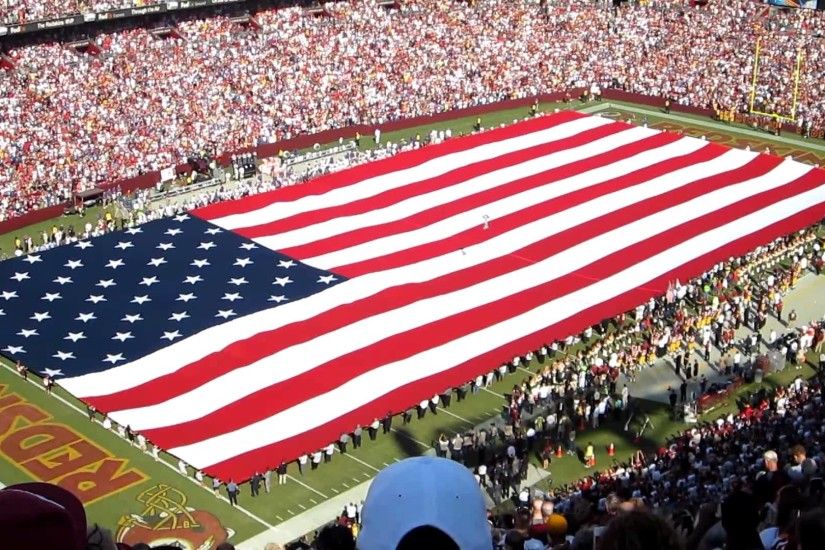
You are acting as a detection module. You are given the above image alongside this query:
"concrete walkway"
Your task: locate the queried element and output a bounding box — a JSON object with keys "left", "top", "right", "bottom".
{"left": 626, "top": 272, "right": 823, "bottom": 405}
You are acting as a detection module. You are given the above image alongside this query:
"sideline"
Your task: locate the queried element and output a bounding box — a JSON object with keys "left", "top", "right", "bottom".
{"left": 606, "top": 102, "right": 825, "bottom": 153}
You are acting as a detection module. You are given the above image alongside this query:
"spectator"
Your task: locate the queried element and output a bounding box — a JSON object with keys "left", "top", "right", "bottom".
{"left": 357, "top": 456, "right": 492, "bottom": 550}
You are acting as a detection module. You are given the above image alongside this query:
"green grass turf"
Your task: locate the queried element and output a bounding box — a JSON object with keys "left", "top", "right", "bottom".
{"left": 1, "top": 99, "right": 825, "bottom": 544}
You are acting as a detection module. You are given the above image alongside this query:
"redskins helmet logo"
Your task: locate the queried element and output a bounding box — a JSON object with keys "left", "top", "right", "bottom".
{"left": 117, "top": 484, "right": 233, "bottom": 550}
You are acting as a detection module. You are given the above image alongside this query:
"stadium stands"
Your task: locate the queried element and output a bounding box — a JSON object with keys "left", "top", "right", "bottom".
{"left": 1, "top": 0, "right": 825, "bottom": 223}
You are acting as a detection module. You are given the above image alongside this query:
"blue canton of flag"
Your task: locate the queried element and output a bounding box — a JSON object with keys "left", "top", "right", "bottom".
{"left": 0, "top": 214, "right": 344, "bottom": 379}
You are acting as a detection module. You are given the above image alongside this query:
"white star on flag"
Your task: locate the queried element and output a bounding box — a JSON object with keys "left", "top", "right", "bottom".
{"left": 140, "top": 276, "right": 160, "bottom": 287}
{"left": 191, "top": 259, "right": 210, "bottom": 268}
{"left": 161, "top": 330, "right": 182, "bottom": 341}
{"left": 103, "top": 353, "right": 125, "bottom": 364}
{"left": 17, "top": 328, "right": 38, "bottom": 338}
{"left": 277, "top": 259, "right": 296, "bottom": 269}
{"left": 228, "top": 277, "right": 248, "bottom": 286}
{"left": 317, "top": 274, "right": 338, "bottom": 284}
{"left": 10, "top": 272, "right": 30, "bottom": 282}
{"left": 169, "top": 311, "right": 190, "bottom": 322}
{"left": 75, "top": 241, "right": 94, "bottom": 249}
{"left": 273, "top": 276, "right": 292, "bottom": 287}
{"left": 112, "top": 332, "right": 134, "bottom": 342}
{"left": 96, "top": 279, "right": 116, "bottom": 288}
{"left": 21, "top": 255, "right": 41, "bottom": 264}
{"left": 184, "top": 275, "right": 203, "bottom": 285}
{"left": 105, "top": 259, "right": 125, "bottom": 269}
{"left": 233, "top": 257, "right": 253, "bottom": 268}
{"left": 176, "top": 293, "right": 197, "bottom": 303}
{"left": 115, "top": 241, "right": 134, "bottom": 250}
{"left": 198, "top": 242, "right": 216, "bottom": 251}
{"left": 239, "top": 243, "right": 257, "bottom": 250}
{"left": 268, "top": 295, "right": 288, "bottom": 303}
{"left": 121, "top": 314, "right": 143, "bottom": 324}
{"left": 1, "top": 290, "right": 18, "bottom": 300}
{"left": 173, "top": 214, "right": 190, "bottom": 222}
{"left": 42, "top": 368, "right": 63, "bottom": 377}
{"left": 165, "top": 228, "right": 183, "bottom": 236}
{"left": 64, "top": 332, "right": 86, "bottom": 343}
{"left": 205, "top": 227, "right": 222, "bottom": 235}
{"left": 41, "top": 292, "right": 62, "bottom": 302}
{"left": 131, "top": 295, "right": 151, "bottom": 305}
{"left": 86, "top": 295, "right": 107, "bottom": 304}
{"left": 222, "top": 292, "right": 242, "bottom": 302}
{"left": 64, "top": 259, "right": 84, "bottom": 270}
{"left": 52, "top": 350, "right": 75, "bottom": 361}
{"left": 215, "top": 309, "right": 236, "bottom": 319}
{"left": 124, "top": 227, "right": 143, "bottom": 235}
{"left": 147, "top": 257, "right": 167, "bottom": 267}
{"left": 75, "top": 312, "right": 97, "bottom": 323}
{"left": 2, "top": 345, "right": 25, "bottom": 354}
{"left": 30, "top": 312, "right": 51, "bottom": 322}
{"left": 157, "top": 242, "right": 175, "bottom": 251}
{"left": 53, "top": 276, "right": 73, "bottom": 285}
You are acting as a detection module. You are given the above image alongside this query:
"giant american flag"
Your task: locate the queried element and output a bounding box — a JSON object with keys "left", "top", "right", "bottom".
{"left": 2, "top": 111, "right": 825, "bottom": 480}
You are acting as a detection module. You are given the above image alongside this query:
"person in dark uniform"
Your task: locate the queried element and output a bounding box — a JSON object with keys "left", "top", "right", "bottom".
{"left": 382, "top": 412, "right": 393, "bottom": 434}
{"left": 668, "top": 387, "right": 678, "bottom": 418}
{"left": 680, "top": 380, "right": 688, "bottom": 403}
{"left": 250, "top": 473, "right": 261, "bottom": 497}
{"left": 227, "top": 480, "right": 239, "bottom": 506}
{"left": 441, "top": 389, "right": 452, "bottom": 408}
{"left": 352, "top": 425, "right": 362, "bottom": 448}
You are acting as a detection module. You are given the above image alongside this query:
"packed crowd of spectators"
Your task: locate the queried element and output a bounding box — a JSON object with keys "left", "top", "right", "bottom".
{"left": 2, "top": 133, "right": 419, "bottom": 259}
{"left": 2, "top": 0, "right": 825, "bottom": 222}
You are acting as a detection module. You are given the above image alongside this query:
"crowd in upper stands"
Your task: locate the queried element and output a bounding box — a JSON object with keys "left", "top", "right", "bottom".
{"left": 1, "top": 0, "right": 825, "bottom": 222}
{"left": 0, "top": 0, "right": 157, "bottom": 24}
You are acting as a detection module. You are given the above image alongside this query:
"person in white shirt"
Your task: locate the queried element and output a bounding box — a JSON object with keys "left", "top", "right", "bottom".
{"left": 178, "top": 459, "right": 188, "bottom": 477}
{"left": 297, "top": 453, "right": 308, "bottom": 475}
{"left": 311, "top": 451, "right": 322, "bottom": 470}
{"left": 478, "top": 464, "right": 488, "bottom": 486}
{"left": 324, "top": 443, "right": 334, "bottom": 463}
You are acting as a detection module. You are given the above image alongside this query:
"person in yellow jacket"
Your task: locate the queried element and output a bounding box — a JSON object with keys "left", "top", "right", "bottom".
{"left": 584, "top": 442, "right": 595, "bottom": 468}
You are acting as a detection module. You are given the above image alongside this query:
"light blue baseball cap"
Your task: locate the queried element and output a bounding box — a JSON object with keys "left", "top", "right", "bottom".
{"left": 357, "top": 456, "right": 491, "bottom": 550}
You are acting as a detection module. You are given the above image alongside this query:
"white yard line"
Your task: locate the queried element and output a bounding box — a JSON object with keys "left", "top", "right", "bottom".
{"left": 285, "top": 474, "right": 328, "bottom": 499}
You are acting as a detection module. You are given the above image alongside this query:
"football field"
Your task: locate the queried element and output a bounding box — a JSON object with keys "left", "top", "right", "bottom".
{"left": 1, "top": 99, "right": 824, "bottom": 548}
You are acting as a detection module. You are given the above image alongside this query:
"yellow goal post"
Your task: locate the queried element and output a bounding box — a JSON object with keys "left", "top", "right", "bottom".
{"left": 748, "top": 35, "right": 806, "bottom": 123}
